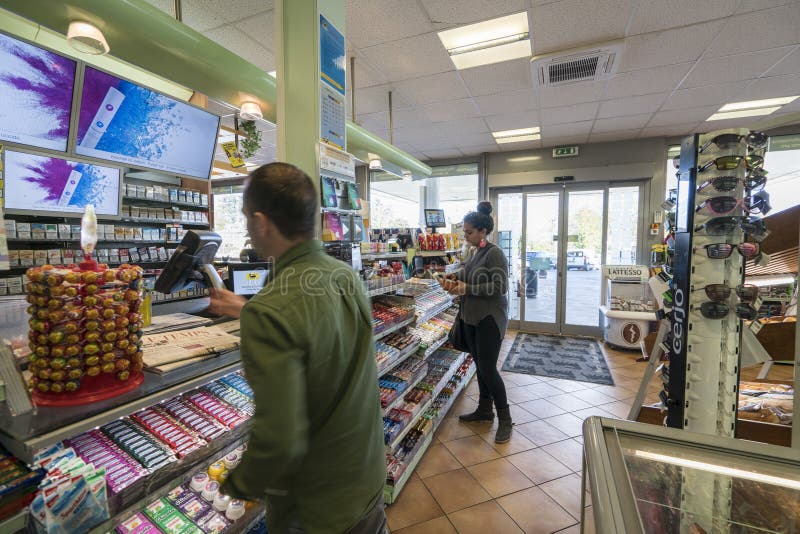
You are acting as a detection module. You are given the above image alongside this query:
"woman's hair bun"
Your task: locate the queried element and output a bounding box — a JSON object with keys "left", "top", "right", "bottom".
{"left": 476, "top": 201, "right": 493, "bottom": 216}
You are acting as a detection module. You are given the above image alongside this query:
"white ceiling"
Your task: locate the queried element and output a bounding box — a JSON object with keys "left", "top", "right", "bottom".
{"left": 146, "top": 0, "right": 800, "bottom": 162}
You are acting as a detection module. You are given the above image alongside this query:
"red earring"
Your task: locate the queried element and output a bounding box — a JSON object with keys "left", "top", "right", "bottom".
{"left": 479, "top": 238, "right": 487, "bottom": 248}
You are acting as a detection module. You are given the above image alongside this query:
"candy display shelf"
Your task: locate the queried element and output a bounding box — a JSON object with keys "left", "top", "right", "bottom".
{"left": 385, "top": 351, "right": 470, "bottom": 453}
{"left": 86, "top": 418, "right": 253, "bottom": 534}
{"left": 384, "top": 359, "right": 475, "bottom": 504}
{"left": 361, "top": 252, "right": 407, "bottom": 261}
{"left": 419, "top": 334, "right": 448, "bottom": 358}
{"left": 122, "top": 196, "right": 209, "bottom": 210}
{"left": 367, "top": 283, "right": 405, "bottom": 297}
{"left": 0, "top": 350, "right": 242, "bottom": 463}
{"left": 377, "top": 340, "right": 423, "bottom": 377}
{"left": 416, "top": 298, "right": 454, "bottom": 325}
{"left": 381, "top": 365, "right": 429, "bottom": 418}
{"left": 373, "top": 316, "right": 415, "bottom": 342}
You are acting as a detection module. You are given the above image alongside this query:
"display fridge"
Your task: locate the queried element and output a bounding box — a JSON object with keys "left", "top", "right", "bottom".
{"left": 581, "top": 416, "right": 800, "bottom": 533}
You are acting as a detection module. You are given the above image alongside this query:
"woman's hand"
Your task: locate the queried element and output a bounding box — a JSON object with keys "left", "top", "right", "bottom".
{"left": 442, "top": 280, "right": 467, "bottom": 296}
{"left": 208, "top": 288, "right": 247, "bottom": 318}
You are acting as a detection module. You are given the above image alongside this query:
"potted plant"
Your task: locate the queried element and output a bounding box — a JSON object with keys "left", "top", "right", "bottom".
{"left": 239, "top": 119, "right": 262, "bottom": 159}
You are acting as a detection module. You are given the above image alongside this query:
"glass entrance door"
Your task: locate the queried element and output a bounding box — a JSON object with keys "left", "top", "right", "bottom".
{"left": 493, "top": 183, "right": 642, "bottom": 337}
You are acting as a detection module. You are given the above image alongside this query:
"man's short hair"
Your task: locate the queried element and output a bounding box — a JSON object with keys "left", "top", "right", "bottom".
{"left": 244, "top": 162, "right": 317, "bottom": 240}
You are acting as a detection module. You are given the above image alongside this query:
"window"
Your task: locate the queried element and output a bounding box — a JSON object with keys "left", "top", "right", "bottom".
{"left": 433, "top": 164, "right": 480, "bottom": 227}
{"left": 369, "top": 177, "right": 422, "bottom": 229}
{"left": 212, "top": 184, "right": 247, "bottom": 259}
{"left": 605, "top": 186, "right": 641, "bottom": 265}
{"left": 764, "top": 134, "right": 800, "bottom": 215}
{"left": 665, "top": 145, "right": 680, "bottom": 197}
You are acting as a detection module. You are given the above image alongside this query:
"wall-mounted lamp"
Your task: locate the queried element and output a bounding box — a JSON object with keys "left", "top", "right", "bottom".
{"left": 369, "top": 158, "right": 382, "bottom": 170}
{"left": 240, "top": 102, "right": 263, "bottom": 120}
{"left": 67, "top": 21, "right": 110, "bottom": 55}
{"left": 402, "top": 170, "right": 413, "bottom": 181}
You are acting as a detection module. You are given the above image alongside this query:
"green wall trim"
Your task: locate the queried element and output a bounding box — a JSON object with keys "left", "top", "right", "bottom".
{"left": 0, "top": 0, "right": 430, "bottom": 176}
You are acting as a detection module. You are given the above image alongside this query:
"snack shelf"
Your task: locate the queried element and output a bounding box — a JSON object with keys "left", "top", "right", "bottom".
{"left": 118, "top": 217, "right": 210, "bottom": 228}
{"left": 377, "top": 341, "right": 423, "bottom": 377}
{"left": 416, "top": 298, "right": 454, "bottom": 325}
{"left": 419, "top": 334, "right": 448, "bottom": 358}
{"left": 0, "top": 350, "right": 242, "bottom": 463}
{"left": 362, "top": 252, "right": 407, "bottom": 261}
{"left": 384, "top": 362, "right": 475, "bottom": 503}
{"left": 86, "top": 420, "right": 253, "bottom": 534}
{"left": 386, "top": 352, "right": 469, "bottom": 452}
{"left": 381, "top": 365, "right": 428, "bottom": 418}
{"left": 367, "top": 283, "right": 405, "bottom": 297}
{"left": 122, "top": 196, "right": 209, "bottom": 210}
{"left": 416, "top": 249, "right": 460, "bottom": 257}
{"left": 373, "top": 316, "right": 415, "bottom": 342}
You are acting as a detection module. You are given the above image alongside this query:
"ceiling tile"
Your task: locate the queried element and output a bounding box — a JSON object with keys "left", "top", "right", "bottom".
{"left": 618, "top": 20, "right": 725, "bottom": 72}
{"left": 459, "top": 57, "right": 533, "bottom": 96}
{"left": 648, "top": 106, "right": 720, "bottom": 126}
{"left": 484, "top": 110, "right": 541, "bottom": 131}
{"left": 605, "top": 62, "right": 693, "bottom": 98}
{"left": 764, "top": 46, "right": 800, "bottom": 77}
{"left": 441, "top": 131, "right": 497, "bottom": 146}
{"left": 178, "top": 0, "right": 235, "bottom": 32}
{"left": 473, "top": 89, "right": 538, "bottom": 115}
{"left": 734, "top": 0, "right": 797, "bottom": 14}
{"left": 695, "top": 117, "right": 756, "bottom": 133}
{"left": 204, "top": 26, "right": 275, "bottom": 71}
{"left": 221, "top": 0, "right": 275, "bottom": 21}
{"left": 143, "top": 0, "right": 173, "bottom": 15}
{"left": 541, "top": 135, "right": 589, "bottom": 148}
{"left": 345, "top": 0, "right": 435, "bottom": 49}
{"left": 390, "top": 107, "right": 429, "bottom": 128}
{"left": 352, "top": 55, "right": 389, "bottom": 89}
{"left": 640, "top": 124, "right": 699, "bottom": 137}
{"left": 736, "top": 73, "right": 800, "bottom": 101}
{"left": 598, "top": 93, "right": 669, "bottom": 118}
{"left": 660, "top": 81, "right": 752, "bottom": 110}
{"left": 538, "top": 81, "right": 606, "bottom": 108}
{"left": 539, "top": 102, "right": 599, "bottom": 125}
{"left": 234, "top": 9, "right": 275, "bottom": 51}
{"left": 352, "top": 85, "right": 413, "bottom": 115}
{"left": 358, "top": 111, "right": 389, "bottom": 132}
{"left": 419, "top": 0, "right": 526, "bottom": 25}
{"left": 419, "top": 98, "right": 482, "bottom": 122}
{"left": 592, "top": 113, "right": 653, "bottom": 132}
{"left": 361, "top": 32, "right": 455, "bottom": 81}
{"left": 530, "top": 0, "right": 633, "bottom": 55}
{"left": 627, "top": 0, "right": 738, "bottom": 35}
{"left": 681, "top": 47, "right": 794, "bottom": 88}
{"left": 542, "top": 120, "right": 594, "bottom": 137}
{"left": 393, "top": 71, "right": 471, "bottom": 105}
{"left": 704, "top": 4, "right": 800, "bottom": 57}
{"left": 433, "top": 117, "right": 489, "bottom": 135}
{"left": 460, "top": 144, "right": 500, "bottom": 155}
{"left": 588, "top": 129, "right": 641, "bottom": 143}
{"left": 423, "top": 148, "right": 464, "bottom": 159}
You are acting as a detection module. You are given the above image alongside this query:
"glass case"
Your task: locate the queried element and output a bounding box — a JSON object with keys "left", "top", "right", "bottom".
{"left": 582, "top": 417, "right": 800, "bottom": 533}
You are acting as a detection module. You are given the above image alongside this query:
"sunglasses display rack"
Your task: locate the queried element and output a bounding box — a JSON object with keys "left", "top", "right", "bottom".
{"left": 666, "top": 128, "right": 770, "bottom": 440}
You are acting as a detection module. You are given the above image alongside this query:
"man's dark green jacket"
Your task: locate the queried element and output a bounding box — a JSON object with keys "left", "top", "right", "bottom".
{"left": 220, "top": 240, "right": 385, "bottom": 533}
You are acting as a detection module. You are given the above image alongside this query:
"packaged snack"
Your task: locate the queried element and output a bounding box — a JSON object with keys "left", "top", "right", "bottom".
{"left": 115, "top": 512, "right": 160, "bottom": 534}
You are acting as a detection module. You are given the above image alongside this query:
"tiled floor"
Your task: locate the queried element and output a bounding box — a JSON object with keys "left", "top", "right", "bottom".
{"left": 386, "top": 331, "right": 790, "bottom": 533}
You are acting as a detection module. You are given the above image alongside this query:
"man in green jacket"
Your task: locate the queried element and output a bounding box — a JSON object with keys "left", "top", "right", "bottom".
{"left": 210, "top": 163, "right": 386, "bottom": 533}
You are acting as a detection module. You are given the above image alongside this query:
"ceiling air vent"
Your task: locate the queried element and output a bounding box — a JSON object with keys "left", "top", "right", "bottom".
{"left": 531, "top": 40, "right": 624, "bottom": 87}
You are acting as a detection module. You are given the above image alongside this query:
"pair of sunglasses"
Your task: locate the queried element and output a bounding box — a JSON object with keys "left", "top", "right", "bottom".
{"left": 693, "top": 242, "right": 760, "bottom": 259}
{"left": 699, "top": 155, "right": 764, "bottom": 172}
{"left": 697, "top": 173, "right": 767, "bottom": 194}
{"left": 694, "top": 284, "right": 759, "bottom": 303}
{"left": 699, "top": 132, "right": 768, "bottom": 153}
{"left": 695, "top": 196, "right": 766, "bottom": 216}
{"left": 694, "top": 216, "right": 767, "bottom": 239}
{"left": 698, "top": 301, "right": 758, "bottom": 320}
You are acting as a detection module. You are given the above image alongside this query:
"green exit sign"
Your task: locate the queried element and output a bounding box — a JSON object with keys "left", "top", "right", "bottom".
{"left": 553, "top": 146, "right": 579, "bottom": 158}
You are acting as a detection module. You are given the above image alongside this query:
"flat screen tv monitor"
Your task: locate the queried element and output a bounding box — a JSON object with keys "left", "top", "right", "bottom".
{"left": 75, "top": 66, "right": 220, "bottom": 180}
{"left": 0, "top": 32, "right": 76, "bottom": 152}
{"left": 229, "top": 263, "right": 270, "bottom": 296}
{"left": 3, "top": 149, "right": 121, "bottom": 217}
{"left": 424, "top": 209, "right": 446, "bottom": 228}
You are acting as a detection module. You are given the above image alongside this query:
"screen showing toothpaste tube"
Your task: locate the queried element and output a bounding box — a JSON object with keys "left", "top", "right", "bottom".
{"left": 76, "top": 67, "right": 220, "bottom": 180}
{"left": 4, "top": 150, "right": 120, "bottom": 216}
{"left": 0, "top": 32, "right": 76, "bottom": 152}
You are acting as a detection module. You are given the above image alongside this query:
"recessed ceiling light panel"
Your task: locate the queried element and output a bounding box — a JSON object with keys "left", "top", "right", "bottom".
{"left": 706, "top": 107, "right": 780, "bottom": 121}
{"left": 438, "top": 12, "right": 531, "bottom": 70}
{"left": 719, "top": 96, "right": 798, "bottom": 112}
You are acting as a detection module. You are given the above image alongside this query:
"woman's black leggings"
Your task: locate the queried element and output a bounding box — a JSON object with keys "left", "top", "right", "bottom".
{"left": 463, "top": 316, "right": 508, "bottom": 410}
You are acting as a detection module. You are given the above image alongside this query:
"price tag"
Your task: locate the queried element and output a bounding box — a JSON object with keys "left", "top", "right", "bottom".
{"left": 749, "top": 319, "right": 764, "bottom": 334}
{"left": 753, "top": 296, "right": 764, "bottom": 311}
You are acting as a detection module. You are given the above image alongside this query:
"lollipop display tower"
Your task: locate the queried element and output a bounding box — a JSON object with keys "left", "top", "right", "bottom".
{"left": 24, "top": 207, "right": 145, "bottom": 406}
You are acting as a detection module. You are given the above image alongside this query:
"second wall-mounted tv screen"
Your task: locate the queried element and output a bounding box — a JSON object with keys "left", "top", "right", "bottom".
{"left": 76, "top": 66, "right": 220, "bottom": 180}
{"left": 0, "top": 32, "right": 76, "bottom": 152}
{"left": 4, "top": 149, "right": 121, "bottom": 217}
